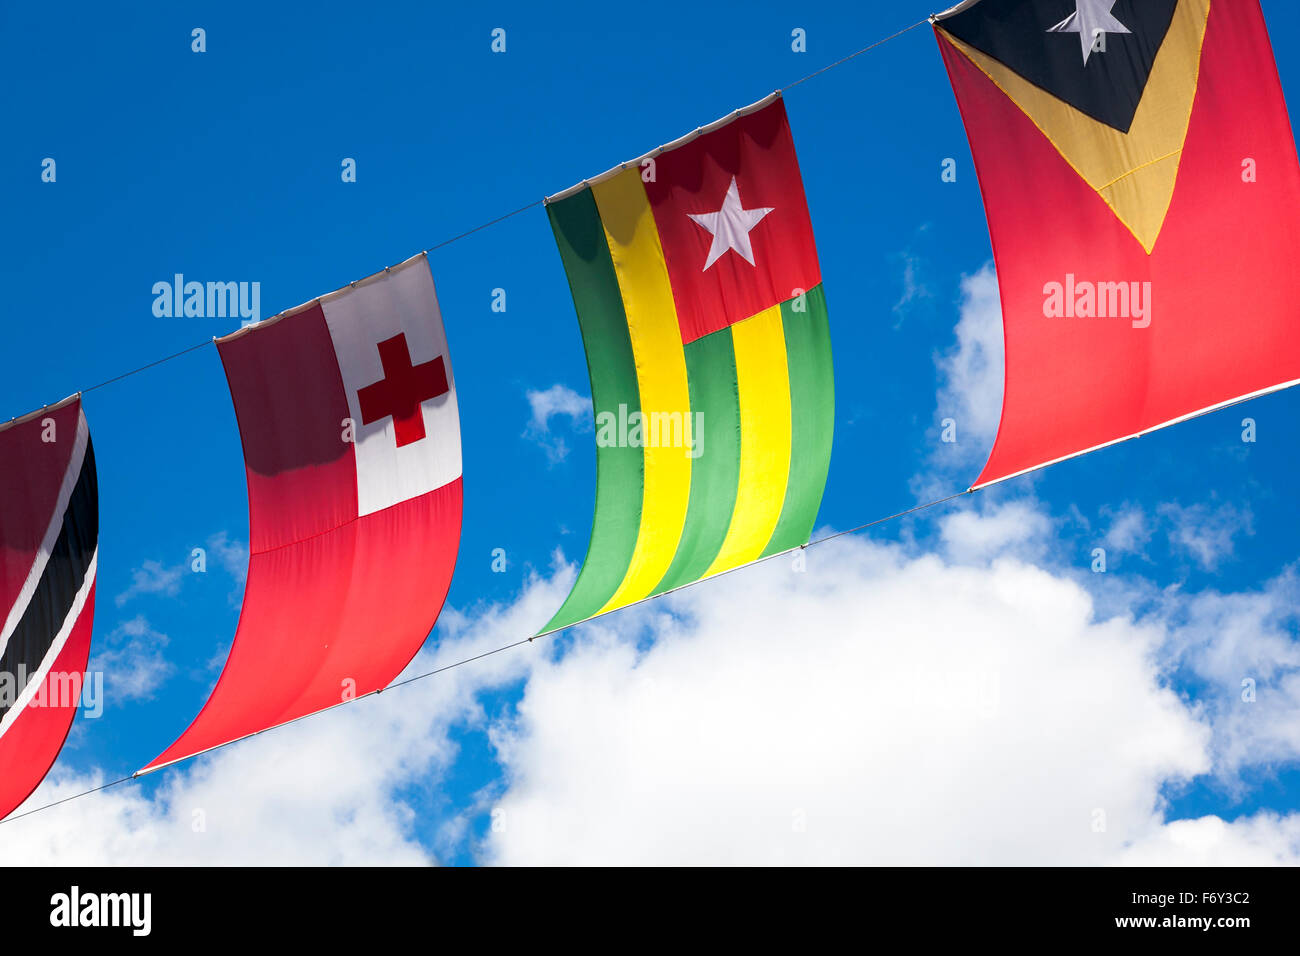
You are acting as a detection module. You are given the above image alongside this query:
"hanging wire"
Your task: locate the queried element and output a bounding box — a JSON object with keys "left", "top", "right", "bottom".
{"left": 0, "top": 775, "right": 136, "bottom": 825}
{"left": 8, "top": 18, "right": 934, "bottom": 419}
{"left": 423, "top": 200, "right": 545, "bottom": 254}
{"left": 1, "top": 484, "right": 968, "bottom": 826}
{"left": 0, "top": 16, "right": 937, "bottom": 826}
{"left": 52, "top": 198, "right": 552, "bottom": 406}
{"left": 81, "top": 340, "right": 213, "bottom": 394}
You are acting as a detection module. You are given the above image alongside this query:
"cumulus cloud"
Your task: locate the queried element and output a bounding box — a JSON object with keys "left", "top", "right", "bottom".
{"left": 9, "top": 507, "right": 1300, "bottom": 865}
{"left": 481, "top": 530, "right": 1222, "bottom": 865}
{"left": 0, "top": 563, "right": 575, "bottom": 865}
{"left": 88, "top": 615, "right": 174, "bottom": 702}
{"left": 523, "top": 384, "right": 593, "bottom": 464}
{"left": 932, "top": 263, "right": 1004, "bottom": 472}
{"left": 1116, "top": 813, "right": 1300, "bottom": 866}
{"left": 1158, "top": 570, "right": 1300, "bottom": 780}
{"left": 1, "top": 724, "right": 438, "bottom": 866}
{"left": 939, "top": 498, "right": 1053, "bottom": 564}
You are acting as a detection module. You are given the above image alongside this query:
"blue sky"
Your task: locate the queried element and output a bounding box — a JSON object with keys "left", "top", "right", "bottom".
{"left": 3, "top": 1, "right": 1300, "bottom": 864}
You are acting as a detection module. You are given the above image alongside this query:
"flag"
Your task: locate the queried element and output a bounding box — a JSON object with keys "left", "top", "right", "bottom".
{"left": 543, "top": 94, "right": 834, "bottom": 633}
{"left": 0, "top": 396, "right": 97, "bottom": 820}
{"left": 935, "top": 0, "right": 1300, "bottom": 487}
{"left": 141, "top": 254, "right": 462, "bottom": 773}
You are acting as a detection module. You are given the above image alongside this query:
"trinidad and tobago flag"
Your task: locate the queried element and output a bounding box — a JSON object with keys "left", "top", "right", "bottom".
{"left": 0, "top": 396, "right": 97, "bottom": 820}
{"left": 142, "top": 254, "right": 462, "bottom": 773}
{"left": 935, "top": 0, "right": 1300, "bottom": 487}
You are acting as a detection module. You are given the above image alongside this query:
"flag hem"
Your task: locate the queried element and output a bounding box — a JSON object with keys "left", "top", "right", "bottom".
{"left": 932, "top": 0, "right": 984, "bottom": 22}
{"left": 545, "top": 91, "right": 783, "bottom": 204}
{"left": 0, "top": 392, "right": 82, "bottom": 436}
{"left": 214, "top": 252, "right": 431, "bottom": 345}
{"left": 971, "top": 378, "right": 1300, "bottom": 490}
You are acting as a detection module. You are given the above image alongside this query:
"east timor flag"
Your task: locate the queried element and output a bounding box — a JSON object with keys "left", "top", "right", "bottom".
{"left": 936, "top": 0, "right": 1300, "bottom": 488}
{"left": 542, "top": 94, "right": 833, "bottom": 633}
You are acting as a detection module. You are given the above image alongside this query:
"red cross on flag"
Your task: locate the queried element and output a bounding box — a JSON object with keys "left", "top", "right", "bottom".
{"left": 141, "top": 254, "right": 462, "bottom": 773}
{"left": 357, "top": 335, "right": 448, "bottom": 448}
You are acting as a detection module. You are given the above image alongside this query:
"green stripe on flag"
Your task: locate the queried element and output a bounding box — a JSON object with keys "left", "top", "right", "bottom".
{"left": 762, "top": 284, "right": 834, "bottom": 557}
{"left": 650, "top": 328, "right": 742, "bottom": 596}
{"left": 541, "top": 191, "right": 644, "bottom": 632}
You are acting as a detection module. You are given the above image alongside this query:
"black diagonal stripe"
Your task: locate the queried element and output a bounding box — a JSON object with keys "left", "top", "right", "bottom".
{"left": 941, "top": 0, "right": 1179, "bottom": 133}
{"left": 0, "top": 435, "right": 98, "bottom": 726}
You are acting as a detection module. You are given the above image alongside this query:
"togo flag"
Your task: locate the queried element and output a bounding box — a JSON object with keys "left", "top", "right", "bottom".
{"left": 543, "top": 93, "right": 834, "bottom": 633}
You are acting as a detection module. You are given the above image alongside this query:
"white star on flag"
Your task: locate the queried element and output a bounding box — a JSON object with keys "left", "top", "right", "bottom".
{"left": 688, "top": 176, "right": 774, "bottom": 271}
{"left": 1048, "top": 0, "right": 1131, "bottom": 66}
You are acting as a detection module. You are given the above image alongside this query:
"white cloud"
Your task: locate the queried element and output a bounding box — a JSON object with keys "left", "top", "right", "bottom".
{"left": 933, "top": 263, "right": 1004, "bottom": 467}
{"left": 0, "top": 565, "right": 574, "bottom": 865}
{"left": 1159, "top": 571, "right": 1300, "bottom": 780}
{"left": 523, "top": 384, "right": 593, "bottom": 464}
{"left": 1159, "top": 502, "right": 1254, "bottom": 571}
{"left": 206, "top": 532, "right": 249, "bottom": 586}
{"left": 114, "top": 535, "right": 249, "bottom": 609}
{"left": 9, "top": 507, "right": 1300, "bottom": 865}
{"left": 88, "top": 615, "right": 174, "bottom": 701}
{"left": 939, "top": 498, "right": 1053, "bottom": 564}
{"left": 1102, "top": 504, "right": 1151, "bottom": 557}
{"left": 115, "top": 560, "right": 183, "bottom": 607}
{"left": 482, "top": 532, "right": 1221, "bottom": 864}
{"left": 1116, "top": 813, "right": 1300, "bottom": 866}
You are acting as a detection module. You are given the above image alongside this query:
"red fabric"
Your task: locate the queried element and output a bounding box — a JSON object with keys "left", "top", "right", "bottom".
{"left": 644, "top": 98, "right": 821, "bottom": 344}
{"left": 220, "top": 304, "right": 357, "bottom": 553}
{"left": 143, "top": 481, "right": 460, "bottom": 770}
{"left": 0, "top": 402, "right": 80, "bottom": 612}
{"left": 939, "top": 1, "right": 1300, "bottom": 487}
{"left": 0, "top": 582, "right": 94, "bottom": 820}
{"left": 142, "top": 308, "right": 462, "bottom": 772}
{"left": 0, "top": 399, "right": 91, "bottom": 821}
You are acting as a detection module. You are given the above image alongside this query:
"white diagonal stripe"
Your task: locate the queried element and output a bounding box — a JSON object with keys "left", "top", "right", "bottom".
{"left": 0, "top": 409, "right": 88, "bottom": 663}
{"left": 0, "top": 548, "right": 97, "bottom": 742}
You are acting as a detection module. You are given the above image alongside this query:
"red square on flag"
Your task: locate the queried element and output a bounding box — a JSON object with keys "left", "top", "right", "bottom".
{"left": 644, "top": 99, "right": 822, "bottom": 344}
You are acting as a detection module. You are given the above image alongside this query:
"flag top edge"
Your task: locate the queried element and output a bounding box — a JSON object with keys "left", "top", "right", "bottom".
{"left": 214, "top": 251, "right": 432, "bottom": 345}
{"left": 544, "top": 91, "right": 783, "bottom": 205}
{"left": 0, "top": 393, "right": 82, "bottom": 436}
{"left": 932, "top": 0, "right": 983, "bottom": 22}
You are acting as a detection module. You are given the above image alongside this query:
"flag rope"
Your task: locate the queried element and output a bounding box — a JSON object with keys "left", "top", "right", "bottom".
{"left": 3, "top": 16, "right": 930, "bottom": 426}
{"left": 0, "top": 482, "right": 969, "bottom": 826}
{"left": 781, "top": 19, "right": 930, "bottom": 91}
{"left": 0, "top": 11, "right": 945, "bottom": 826}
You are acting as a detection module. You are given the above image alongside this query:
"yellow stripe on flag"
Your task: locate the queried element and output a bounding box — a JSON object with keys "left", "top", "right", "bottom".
{"left": 591, "top": 169, "right": 693, "bottom": 613}
{"left": 705, "top": 304, "right": 792, "bottom": 577}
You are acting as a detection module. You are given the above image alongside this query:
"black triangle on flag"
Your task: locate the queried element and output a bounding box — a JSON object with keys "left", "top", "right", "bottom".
{"left": 939, "top": 0, "right": 1179, "bottom": 133}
